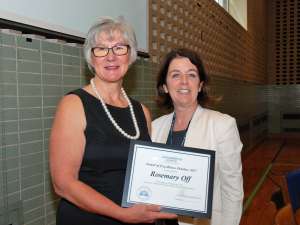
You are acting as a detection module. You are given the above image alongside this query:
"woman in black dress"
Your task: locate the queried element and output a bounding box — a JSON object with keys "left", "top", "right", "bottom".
{"left": 49, "top": 17, "right": 177, "bottom": 225}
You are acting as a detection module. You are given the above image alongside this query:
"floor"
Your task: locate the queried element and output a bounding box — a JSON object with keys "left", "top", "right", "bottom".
{"left": 240, "top": 136, "right": 300, "bottom": 225}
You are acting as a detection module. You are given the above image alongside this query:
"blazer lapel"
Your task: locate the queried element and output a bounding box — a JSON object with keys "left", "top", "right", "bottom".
{"left": 184, "top": 105, "right": 203, "bottom": 147}
{"left": 160, "top": 112, "right": 174, "bottom": 143}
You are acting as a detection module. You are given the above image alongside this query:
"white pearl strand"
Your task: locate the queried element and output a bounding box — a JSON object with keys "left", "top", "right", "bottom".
{"left": 90, "top": 78, "right": 140, "bottom": 140}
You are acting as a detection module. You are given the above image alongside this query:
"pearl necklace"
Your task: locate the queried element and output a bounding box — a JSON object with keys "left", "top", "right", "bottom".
{"left": 90, "top": 78, "right": 140, "bottom": 140}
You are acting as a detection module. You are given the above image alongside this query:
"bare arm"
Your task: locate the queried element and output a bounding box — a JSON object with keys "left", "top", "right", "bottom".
{"left": 49, "top": 94, "right": 121, "bottom": 216}
{"left": 141, "top": 104, "right": 152, "bottom": 134}
{"left": 49, "top": 95, "right": 175, "bottom": 223}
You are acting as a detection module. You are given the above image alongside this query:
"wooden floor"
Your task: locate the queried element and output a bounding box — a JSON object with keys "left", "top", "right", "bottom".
{"left": 240, "top": 136, "right": 300, "bottom": 225}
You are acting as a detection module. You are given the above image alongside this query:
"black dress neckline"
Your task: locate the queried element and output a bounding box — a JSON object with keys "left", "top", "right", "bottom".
{"left": 78, "top": 88, "right": 130, "bottom": 110}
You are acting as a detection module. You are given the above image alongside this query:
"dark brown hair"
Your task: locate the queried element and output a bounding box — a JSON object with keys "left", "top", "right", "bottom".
{"left": 156, "top": 48, "right": 210, "bottom": 110}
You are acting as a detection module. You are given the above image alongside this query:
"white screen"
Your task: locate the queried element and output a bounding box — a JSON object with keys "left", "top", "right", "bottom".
{"left": 0, "top": 0, "right": 148, "bottom": 52}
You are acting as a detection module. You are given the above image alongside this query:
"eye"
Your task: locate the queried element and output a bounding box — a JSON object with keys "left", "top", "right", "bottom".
{"left": 171, "top": 73, "right": 180, "bottom": 78}
{"left": 188, "top": 73, "right": 198, "bottom": 78}
{"left": 94, "top": 47, "right": 106, "bottom": 51}
{"left": 115, "top": 45, "right": 126, "bottom": 50}
{"left": 93, "top": 47, "right": 107, "bottom": 53}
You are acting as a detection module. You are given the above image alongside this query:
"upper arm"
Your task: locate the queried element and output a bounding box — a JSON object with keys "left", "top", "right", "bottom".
{"left": 49, "top": 94, "right": 86, "bottom": 193}
{"left": 217, "top": 117, "right": 243, "bottom": 209}
{"left": 141, "top": 104, "right": 152, "bottom": 134}
{"left": 217, "top": 117, "right": 243, "bottom": 157}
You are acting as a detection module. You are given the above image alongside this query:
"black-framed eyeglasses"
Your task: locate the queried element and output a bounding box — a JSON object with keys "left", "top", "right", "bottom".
{"left": 92, "top": 44, "right": 130, "bottom": 57}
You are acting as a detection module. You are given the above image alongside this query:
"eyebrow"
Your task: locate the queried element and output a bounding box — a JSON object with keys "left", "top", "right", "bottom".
{"left": 94, "top": 43, "right": 127, "bottom": 47}
{"left": 168, "top": 68, "right": 198, "bottom": 73}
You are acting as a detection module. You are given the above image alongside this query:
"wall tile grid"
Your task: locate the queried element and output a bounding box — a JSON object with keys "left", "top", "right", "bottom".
{"left": 124, "top": 59, "right": 160, "bottom": 117}
{"left": 0, "top": 31, "right": 86, "bottom": 225}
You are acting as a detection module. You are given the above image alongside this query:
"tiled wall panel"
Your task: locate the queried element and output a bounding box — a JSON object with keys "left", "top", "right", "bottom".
{"left": 0, "top": 31, "right": 87, "bottom": 225}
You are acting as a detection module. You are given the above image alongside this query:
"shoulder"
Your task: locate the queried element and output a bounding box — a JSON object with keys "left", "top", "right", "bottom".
{"left": 129, "top": 97, "right": 147, "bottom": 114}
{"left": 128, "top": 98, "right": 152, "bottom": 130}
{"left": 141, "top": 104, "right": 151, "bottom": 118}
{"left": 200, "top": 108, "right": 237, "bottom": 131}
{"left": 60, "top": 92, "right": 83, "bottom": 107}
{"left": 200, "top": 107, "right": 234, "bottom": 122}
{"left": 200, "top": 108, "right": 242, "bottom": 151}
{"left": 152, "top": 112, "right": 173, "bottom": 128}
{"left": 128, "top": 97, "right": 140, "bottom": 106}
{"left": 128, "top": 97, "right": 143, "bottom": 112}
{"left": 151, "top": 112, "right": 173, "bottom": 142}
{"left": 141, "top": 104, "right": 152, "bottom": 130}
{"left": 51, "top": 93, "right": 86, "bottom": 137}
{"left": 54, "top": 93, "right": 85, "bottom": 121}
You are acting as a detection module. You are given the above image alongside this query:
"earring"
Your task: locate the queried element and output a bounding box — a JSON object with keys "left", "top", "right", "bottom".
{"left": 199, "top": 82, "right": 204, "bottom": 92}
{"left": 163, "top": 85, "right": 168, "bottom": 93}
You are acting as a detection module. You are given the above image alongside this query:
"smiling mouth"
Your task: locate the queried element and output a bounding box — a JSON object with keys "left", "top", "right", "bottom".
{"left": 177, "top": 89, "right": 190, "bottom": 94}
{"left": 105, "top": 65, "right": 119, "bottom": 70}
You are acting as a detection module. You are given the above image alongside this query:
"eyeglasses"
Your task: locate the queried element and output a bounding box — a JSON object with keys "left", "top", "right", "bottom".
{"left": 92, "top": 44, "right": 130, "bottom": 57}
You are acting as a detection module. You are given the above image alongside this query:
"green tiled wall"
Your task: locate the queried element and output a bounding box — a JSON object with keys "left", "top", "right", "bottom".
{"left": 0, "top": 32, "right": 85, "bottom": 225}
{"left": 124, "top": 58, "right": 159, "bottom": 117}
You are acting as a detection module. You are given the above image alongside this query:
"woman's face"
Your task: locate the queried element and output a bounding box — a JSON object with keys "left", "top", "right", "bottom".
{"left": 91, "top": 31, "right": 130, "bottom": 83}
{"left": 163, "top": 57, "right": 203, "bottom": 109}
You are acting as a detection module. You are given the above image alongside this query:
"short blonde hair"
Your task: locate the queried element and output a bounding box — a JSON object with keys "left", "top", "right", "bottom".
{"left": 83, "top": 17, "right": 138, "bottom": 73}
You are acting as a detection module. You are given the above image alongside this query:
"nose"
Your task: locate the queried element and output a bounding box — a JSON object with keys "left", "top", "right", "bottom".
{"left": 106, "top": 49, "right": 116, "bottom": 61}
{"left": 180, "top": 74, "right": 188, "bottom": 84}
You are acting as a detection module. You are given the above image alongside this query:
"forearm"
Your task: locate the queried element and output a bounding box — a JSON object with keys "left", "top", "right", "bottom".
{"left": 219, "top": 156, "right": 243, "bottom": 225}
{"left": 220, "top": 196, "right": 243, "bottom": 225}
{"left": 54, "top": 179, "right": 124, "bottom": 221}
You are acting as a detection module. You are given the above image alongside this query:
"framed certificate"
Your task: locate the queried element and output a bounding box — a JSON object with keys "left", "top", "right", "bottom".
{"left": 122, "top": 140, "right": 215, "bottom": 218}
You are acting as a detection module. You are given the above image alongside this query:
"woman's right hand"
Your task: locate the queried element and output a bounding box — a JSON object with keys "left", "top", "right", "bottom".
{"left": 118, "top": 204, "right": 177, "bottom": 224}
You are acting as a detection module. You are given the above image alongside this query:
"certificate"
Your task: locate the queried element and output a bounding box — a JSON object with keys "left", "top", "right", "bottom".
{"left": 122, "top": 140, "right": 215, "bottom": 218}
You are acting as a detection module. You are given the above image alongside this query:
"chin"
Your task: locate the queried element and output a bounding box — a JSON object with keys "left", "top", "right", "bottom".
{"left": 102, "top": 74, "right": 125, "bottom": 82}
{"left": 177, "top": 101, "right": 198, "bottom": 108}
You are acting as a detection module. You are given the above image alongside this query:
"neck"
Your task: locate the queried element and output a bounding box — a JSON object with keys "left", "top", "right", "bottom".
{"left": 89, "top": 78, "right": 140, "bottom": 140}
{"left": 90, "top": 78, "right": 126, "bottom": 107}
{"left": 173, "top": 104, "right": 198, "bottom": 131}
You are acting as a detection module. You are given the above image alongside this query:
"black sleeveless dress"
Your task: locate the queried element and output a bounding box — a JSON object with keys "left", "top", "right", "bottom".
{"left": 56, "top": 89, "right": 153, "bottom": 225}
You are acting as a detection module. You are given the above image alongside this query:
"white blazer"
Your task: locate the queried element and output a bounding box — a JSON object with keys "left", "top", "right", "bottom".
{"left": 152, "top": 106, "right": 244, "bottom": 225}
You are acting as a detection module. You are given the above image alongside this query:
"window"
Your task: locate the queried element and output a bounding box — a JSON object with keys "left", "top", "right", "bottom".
{"left": 215, "top": 0, "right": 229, "bottom": 11}
{"left": 215, "top": 0, "right": 247, "bottom": 29}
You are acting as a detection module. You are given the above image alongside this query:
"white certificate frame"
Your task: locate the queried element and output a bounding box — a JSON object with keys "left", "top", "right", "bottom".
{"left": 122, "top": 140, "right": 215, "bottom": 218}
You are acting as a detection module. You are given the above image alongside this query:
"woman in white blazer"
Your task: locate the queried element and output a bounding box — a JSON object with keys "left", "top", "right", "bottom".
{"left": 152, "top": 48, "right": 243, "bottom": 225}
